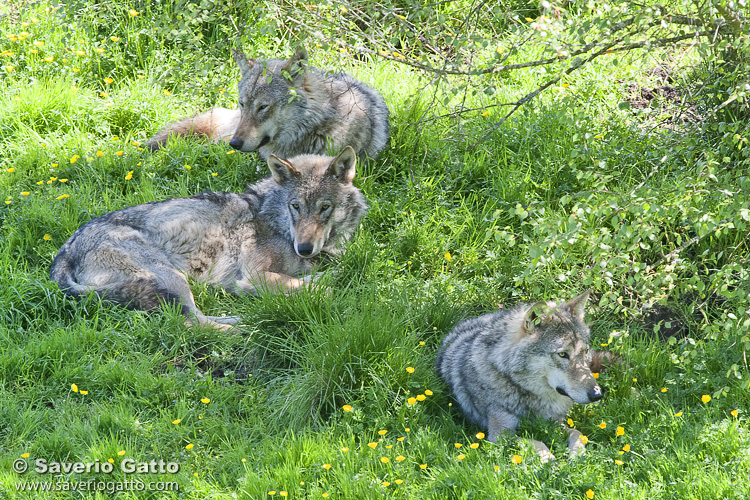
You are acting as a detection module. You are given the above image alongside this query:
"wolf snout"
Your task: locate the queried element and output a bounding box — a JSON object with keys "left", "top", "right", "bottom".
{"left": 229, "top": 137, "right": 244, "bottom": 150}
{"left": 295, "top": 242, "right": 315, "bottom": 257}
{"left": 588, "top": 385, "right": 603, "bottom": 402}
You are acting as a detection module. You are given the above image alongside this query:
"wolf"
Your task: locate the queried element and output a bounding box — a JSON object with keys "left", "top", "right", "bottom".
{"left": 436, "top": 291, "right": 615, "bottom": 462}
{"left": 144, "top": 47, "right": 390, "bottom": 160}
{"left": 50, "top": 147, "right": 368, "bottom": 329}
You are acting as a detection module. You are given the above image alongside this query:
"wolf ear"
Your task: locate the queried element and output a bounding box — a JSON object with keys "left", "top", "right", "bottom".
{"left": 522, "top": 302, "right": 547, "bottom": 335}
{"left": 267, "top": 155, "right": 300, "bottom": 185}
{"left": 232, "top": 48, "right": 256, "bottom": 76}
{"left": 564, "top": 290, "right": 590, "bottom": 321}
{"left": 327, "top": 146, "right": 357, "bottom": 184}
{"left": 282, "top": 47, "right": 308, "bottom": 80}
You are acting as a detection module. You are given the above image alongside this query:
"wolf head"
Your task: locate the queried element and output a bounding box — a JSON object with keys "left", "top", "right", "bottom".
{"left": 521, "top": 290, "right": 603, "bottom": 405}
{"left": 265, "top": 146, "right": 368, "bottom": 259}
{"left": 228, "top": 47, "right": 309, "bottom": 154}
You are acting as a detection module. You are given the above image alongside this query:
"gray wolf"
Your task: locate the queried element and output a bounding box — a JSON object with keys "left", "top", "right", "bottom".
{"left": 50, "top": 147, "right": 368, "bottom": 329}
{"left": 144, "top": 47, "right": 390, "bottom": 160}
{"left": 436, "top": 291, "right": 614, "bottom": 462}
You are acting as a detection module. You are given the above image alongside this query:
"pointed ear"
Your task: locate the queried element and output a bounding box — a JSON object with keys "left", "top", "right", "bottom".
{"left": 232, "top": 48, "right": 256, "bottom": 76}
{"left": 326, "top": 146, "right": 357, "bottom": 184}
{"left": 564, "top": 290, "right": 590, "bottom": 320}
{"left": 281, "top": 47, "right": 308, "bottom": 80}
{"left": 522, "top": 302, "right": 546, "bottom": 335}
{"left": 267, "top": 155, "right": 300, "bottom": 185}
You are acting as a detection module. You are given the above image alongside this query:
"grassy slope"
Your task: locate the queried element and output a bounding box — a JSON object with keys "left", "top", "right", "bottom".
{"left": 1, "top": 1, "right": 749, "bottom": 499}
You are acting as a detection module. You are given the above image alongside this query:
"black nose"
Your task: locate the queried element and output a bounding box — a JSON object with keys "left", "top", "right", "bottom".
{"left": 296, "top": 242, "right": 314, "bottom": 257}
{"left": 228, "top": 137, "right": 243, "bottom": 150}
{"left": 588, "top": 385, "right": 603, "bottom": 402}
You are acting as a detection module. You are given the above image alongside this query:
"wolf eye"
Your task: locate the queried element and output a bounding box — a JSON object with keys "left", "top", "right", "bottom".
{"left": 320, "top": 202, "right": 332, "bottom": 212}
{"left": 557, "top": 352, "right": 569, "bottom": 359}
{"left": 257, "top": 104, "right": 268, "bottom": 113}
{"left": 290, "top": 202, "right": 300, "bottom": 211}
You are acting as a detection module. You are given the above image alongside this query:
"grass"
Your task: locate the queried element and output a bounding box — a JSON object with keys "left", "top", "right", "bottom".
{"left": 1, "top": 1, "right": 749, "bottom": 499}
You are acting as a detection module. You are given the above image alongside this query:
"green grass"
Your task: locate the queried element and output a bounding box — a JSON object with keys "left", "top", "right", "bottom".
{"left": 1, "top": 1, "right": 749, "bottom": 499}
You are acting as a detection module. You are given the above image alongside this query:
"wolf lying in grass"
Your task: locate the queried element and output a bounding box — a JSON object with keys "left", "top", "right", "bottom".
{"left": 436, "top": 290, "right": 616, "bottom": 462}
{"left": 144, "top": 47, "right": 390, "bottom": 160}
{"left": 50, "top": 147, "right": 368, "bottom": 329}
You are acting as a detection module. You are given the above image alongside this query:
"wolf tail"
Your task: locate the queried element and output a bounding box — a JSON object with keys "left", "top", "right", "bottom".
{"left": 589, "top": 350, "right": 620, "bottom": 374}
{"left": 49, "top": 248, "right": 92, "bottom": 299}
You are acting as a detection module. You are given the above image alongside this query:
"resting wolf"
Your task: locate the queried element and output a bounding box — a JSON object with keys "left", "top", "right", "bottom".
{"left": 50, "top": 147, "right": 368, "bottom": 329}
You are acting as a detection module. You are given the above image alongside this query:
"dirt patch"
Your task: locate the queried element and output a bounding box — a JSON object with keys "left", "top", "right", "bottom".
{"left": 622, "top": 66, "right": 701, "bottom": 124}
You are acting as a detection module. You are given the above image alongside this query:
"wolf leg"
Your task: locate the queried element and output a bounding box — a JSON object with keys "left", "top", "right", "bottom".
{"left": 204, "top": 315, "right": 242, "bottom": 324}
{"left": 565, "top": 426, "right": 586, "bottom": 459}
{"left": 487, "top": 410, "right": 554, "bottom": 462}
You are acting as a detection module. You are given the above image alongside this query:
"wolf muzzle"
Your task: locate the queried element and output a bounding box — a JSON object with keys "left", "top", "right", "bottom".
{"left": 295, "top": 242, "right": 315, "bottom": 258}
{"left": 229, "top": 135, "right": 271, "bottom": 151}
{"left": 556, "top": 385, "right": 603, "bottom": 403}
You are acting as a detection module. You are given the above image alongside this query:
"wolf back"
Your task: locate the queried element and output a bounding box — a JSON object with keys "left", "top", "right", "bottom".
{"left": 144, "top": 48, "right": 390, "bottom": 160}
{"left": 50, "top": 147, "right": 368, "bottom": 328}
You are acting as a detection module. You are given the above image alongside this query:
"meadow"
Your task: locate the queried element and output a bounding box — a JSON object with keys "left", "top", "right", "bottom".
{"left": 1, "top": 0, "right": 749, "bottom": 498}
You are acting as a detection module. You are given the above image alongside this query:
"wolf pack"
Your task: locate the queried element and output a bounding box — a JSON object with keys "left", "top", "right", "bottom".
{"left": 50, "top": 46, "right": 617, "bottom": 462}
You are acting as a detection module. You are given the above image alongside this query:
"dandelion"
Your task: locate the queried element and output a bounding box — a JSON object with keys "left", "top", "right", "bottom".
{"left": 594, "top": 135, "right": 603, "bottom": 139}
{"left": 280, "top": 492, "right": 288, "bottom": 497}
{"left": 381, "top": 482, "right": 390, "bottom": 487}
{"left": 616, "top": 426, "right": 624, "bottom": 436}
{"left": 731, "top": 409, "right": 739, "bottom": 417}
{"left": 622, "top": 444, "right": 630, "bottom": 452}
{"left": 525, "top": 17, "right": 534, "bottom": 21}
{"left": 132, "top": 141, "right": 141, "bottom": 146}
{"left": 60, "top": 179, "right": 68, "bottom": 183}
{"left": 419, "top": 341, "right": 425, "bottom": 346}
{"left": 21, "top": 453, "right": 30, "bottom": 458}
{"left": 633, "top": 378, "right": 638, "bottom": 382}
{"left": 129, "top": 9, "right": 139, "bottom": 16}
{"left": 397, "top": 437, "right": 405, "bottom": 442}
{"left": 661, "top": 387, "right": 667, "bottom": 393}
{"left": 416, "top": 394, "right": 426, "bottom": 401}
{"left": 137, "top": 75, "right": 145, "bottom": 79}
{"left": 493, "top": 465, "right": 500, "bottom": 470}
{"left": 457, "top": 454, "right": 466, "bottom": 460}
{"left": 104, "top": 77, "right": 113, "bottom": 84}
{"left": 615, "top": 459, "right": 624, "bottom": 465}
{"left": 444, "top": 252, "right": 451, "bottom": 261}
{"left": 163, "top": 89, "right": 171, "bottom": 95}
{"left": 20, "top": 192, "right": 29, "bottom": 196}
{"left": 586, "top": 489, "right": 594, "bottom": 499}
{"left": 185, "top": 443, "right": 194, "bottom": 450}
{"left": 43, "top": 234, "right": 51, "bottom": 241}
{"left": 201, "top": 398, "right": 210, "bottom": 404}
{"left": 396, "top": 455, "right": 405, "bottom": 461}
{"left": 118, "top": 450, "right": 126, "bottom": 456}
{"left": 6, "top": 168, "right": 15, "bottom": 173}
{"left": 322, "top": 463, "right": 331, "bottom": 469}
{"left": 56, "top": 194, "right": 70, "bottom": 200}
{"left": 674, "top": 411, "right": 683, "bottom": 417}
{"left": 33, "top": 40, "right": 43, "bottom": 47}
{"left": 241, "top": 458, "right": 246, "bottom": 462}
{"left": 211, "top": 172, "right": 218, "bottom": 177}
{"left": 341, "top": 447, "right": 349, "bottom": 452}
{"left": 419, "top": 463, "right": 427, "bottom": 469}
{"left": 511, "top": 455, "right": 522, "bottom": 464}
{"left": 108, "top": 458, "right": 114, "bottom": 463}
{"left": 425, "top": 390, "right": 433, "bottom": 396}
{"left": 100, "top": 92, "right": 109, "bottom": 98}
{"left": 44, "top": 56, "right": 54, "bottom": 62}
{"left": 4, "top": 65, "right": 13, "bottom": 72}
{"left": 561, "top": 83, "right": 570, "bottom": 88}
{"left": 37, "top": 181, "right": 43, "bottom": 185}
{"left": 112, "top": 136, "right": 119, "bottom": 141}
{"left": 454, "top": 443, "right": 462, "bottom": 448}
{"left": 599, "top": 422, "right": 606, "bottom": 429}
{"left": 395, "top": 479, "right": 403, "bottom": 485}
{"left": 404, "top": 428, "right": 410, "bottom": 432}
{"left": 96, "top": 48, "right": 105, "bottom": 54}
{"left": 385, "top": 444, "right": 393, "bottom": 449}
{"left": 407, "top": 397, "right": 416, "bottom": 405}
{"left": 592, "top": 372, "right": 599, "bottom": 379}
{"left": 4, "top": 200, "right": 11, "bottom": 205}
{"left": 80, "top": 390, "right": 88, "bottom": 395}
{"left": 567, "top": 418, "right": 574, "bottom": 427}
{"left": 226, "top": 150, "right": 235, "bottom": 155}
{"left": 115, "top": 150, "right": 123, "bottom": 156}
{"left": 701, "top": 395, "right": 711, "bottom": 403}
{"left": 579, "top": 435, "right": 589, "bottom": 444}
{"left": 482, "top": 110, "right": 489, "bottom": 117}
{"left": 110, "top": 36, "right": 120, "bottom": 42}
{"left": 268, "top": 491, "right": 276, "bottom": 496}
{"left": 125, "top": 171, "right": 133, "bottom": 180}
{"left": 343, "top": 404, "right": 353, "bottom": 412}
{"left": 381, "top": 456, "right": 389, "bottom": 463}
{"left": 322, "top": 494, "right": 329, "bottom": 498}
{"left": 368, "top": 442, "right": 378, "bottom": 449}
{"left": 76, "top": 50, "right": 86, "bottom": 56}
{"left": 406, "top": 366, "right": 415, "bottom": 373}
{"left": 70, "top": 155, "right": 80, "bottom": 163}
{"left": 172, "top": 419, "right": 181, "bottom": 425}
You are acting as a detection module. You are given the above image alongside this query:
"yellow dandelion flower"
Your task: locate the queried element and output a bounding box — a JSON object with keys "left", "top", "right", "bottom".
{"left": 622, "top": 444, "right": 630, "bottom": 452}
{"left": 731, "top": 409, "right": 738, "bottom": 417}
{"left": 592, "top": 372, "right": 599, "bottom": 379}
{"left": 108, "top": 458, "right": 114, "bottom": 463}
{"left": 470, "top": 443, "right": 479, "bottom": 449}
{"left": 454, "top": 443, "right": 462, "bottom": 448}
{"left": 21, "top": 453, "right": 30, "bottom": 458}
{"left": 341, "top": 447, "right": 349, "bottom": 452}
{"left": 43, "top": 234, "right": 51, "bottom": 241}
{"left": 419, "top": 340, "right": 425, "bottom": 345}
{"left": 99, "top": 91, "right": 109, "bottom": 98}
{"left": 615, "top": 459, "right": 624, "bottom": 465}
{"left": 378, "top": 430, "right": 387, "bottom": 436}
{"left": 226, "top": 150, "right": 235, "bottom": 154}
{"left": 104, "top": 77, "right": 113, "bottom": 84}
{"left": 701, "top": 395, "right": 711, "bottom": 403}
{"left": 482, "top": 110, "right": 490, "bottom": 117}
{"left": 20, "top": 191, "right": 29, "bottom": 196}
{"left": 381, "top": 456, "right": 389, "bottom": 463}
{"left": 137, "top": 74, "right": 145, "bottom": 79}
{"left": 118, "top": 450, "right": 126, "bottom": 456}
{"left": 444, "top": 252, "right": 451, "bottom": 261}
{"left": 80, "top": 390, "right": 88, "bottom": 395}
{"left": 70, "top": 155, "right": 79, "bottom": 163}
{"left": 525, "top": 17, "right": 534, "bottom": 21}
{"left": 56, "top": 194, "right": 69, "bottom": 200}
{"left": 457, "top": 454, "right": 466, "bottom": 460}
{"left": 579, "top": 435, "right": 589, "bottom": 444}
{"left": 268, "top": 491, "right": 276, "bottom": 496}
{"left": 211, "top": 172, "right": 218, "bottom": 177}
{"left": 385, "top": 444, "right": 393, "bottom": 449}
{"left": 125, "top": 171, "right": 133, "bottom": 180}
{"left": 406, "top": 366, "right": 415, "bottom": 373}
{"left": 567, "top": 418, "right": 574, "bottom": 427}
{"left": 397, "top": 437, "right": 405, "bottom": 442}
{"left": 661, "top": 387, "right": 667, "bottom": 393}
{"left": 586, "top": 489, "right": 594, "bottom": 499}
{"left": 4, "top": 200, "right": 11, "bottom": 205}
{"left": 674, "top": 411, "right": 683, "bottom": 417}
{"left": 44, "top": 56, "right": 54, "bottom": 62}
{"left": 381, "top": 482, "right": 390, "bottom": 487}
{"left": 476, "top": 432, "right": 485, "bottom": 439}
{"left": 5, "top": 65, "right": 14, "bottom": 72}
{"left": 96, "top": 151, "right": 104, "bottom": 157}
{"left": 280, "top": 491, "right": 288, "bottom": 497}
{"left": 37, "top": 180, "right": 44, "bottom": 185}
{"left": 395, "top": 479, "right": 403, "bottom": 484}
{"left": 6, "top": 168, "right": 15, "bottom": 172}
{"left": 76, "top": 50, "right": 86, "bottom": 56}
{"left": 110, "top": 36, "right": 120, "bottom": 42}
{"left": 241, "top": 458, "right": 246, "bottom": 462}
{"left": 494, "top": 465, "right": 500, "bottom": 470}
{"left": 129, "top": 9, "right": 139, "bottom": 16}
{"left": 33, "top": 40, "right": 44, "bottom": 47}
{"left": 599, "top": 422, "right": 606, "bottom": 429}
{"left": 322, "top": 494, "right": 329, "bottom": 498}
{"left": 419, "top": 463, "right": 427, "bottom": 469}
{"left": 595, "top": 134, "right": 603, "bottom": 139}
{"left": 163, "top": 89, "right": 171, "bottom": 95}
{"left": 425, "top": 390, "right": 433, "bottom": 396}
{"left": 185, "top": 443, "right": 194, "bottom": 450}
{"left": 60, "top": 179, "right": 68, "bottom": 182}
{"left": 172, "top": 419, "right": 181, "bottom": 424}
{"left": 343, "top": 404, "right": 353, "bottom": 412}
{"left": 416, "top": 394, "right": 426, "bottom": 401}
{"left": 131, "top": 141, "right": 140, "bottom": 146}
{"left": 115, "top": 150, "right": 123, "bottom": 156}
{"left": 322, "top": 463, "right": 331, "bottom": 469}
{"left": 368, "top": 442, "right": 378, "bottom": 449}
{"left": 396, "top": 455, "right": 405, "bottom": 461}
{"left": 616, "top": 426, "right": 624, "bottom": 436}
{"left": 405, "top": 428, "right": 410, "bottom": 432}
{"left": 512, "top": 455, "right": 522, "bottom": 464}
{"left": 561, "top": 83, "right": 570, "bottom": 88}
{"left": 112, "top": 136, "right": 119, "bottom": 141}
{"left": 201, "top": 398, "right": 210, "bottom": 404}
